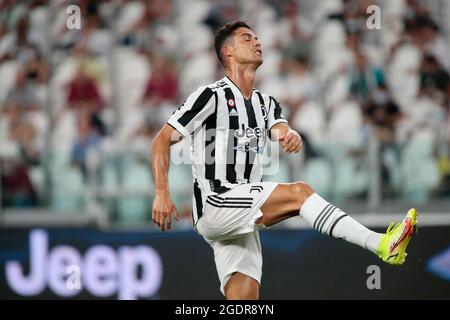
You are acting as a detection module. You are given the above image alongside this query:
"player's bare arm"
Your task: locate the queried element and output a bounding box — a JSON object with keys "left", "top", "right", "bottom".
{"left": 151, "top": 124, "right": 182, "bottom": 231}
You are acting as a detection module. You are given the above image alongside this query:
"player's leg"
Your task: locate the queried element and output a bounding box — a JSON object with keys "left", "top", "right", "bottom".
{"left": 224, "top": 272, "right": 259, "bottom": 300}
{"left": 209, "top": 231, "right": 263, "bottom": 300}
{"left": 257, "top": 182, "right": 417, "bottom": 265}
{"left": 257, "top": 182, "right": 314, "bottom": 227}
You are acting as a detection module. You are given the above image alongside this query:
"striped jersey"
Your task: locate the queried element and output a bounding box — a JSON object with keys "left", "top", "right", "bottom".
{"left": 167, "top": 76, "right": 287, "bottom": 222}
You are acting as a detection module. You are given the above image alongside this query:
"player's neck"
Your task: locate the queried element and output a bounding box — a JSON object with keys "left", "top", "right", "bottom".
{"left": 225, "top": 66, "right": 256, "bottom": 100}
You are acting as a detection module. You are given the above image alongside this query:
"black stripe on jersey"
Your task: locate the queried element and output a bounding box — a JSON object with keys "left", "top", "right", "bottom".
{"left": 243, "top": 98, "right": 258, "bottom": 182}
{"left": 270, "top": 96, "right": 284, "bottom": 120}
{"left": 210, "top": 195, "right": 253, "bottom": 201}
{"left": 255, "top": 91, "right": 264, "bottom": 104}
{"left": 209, "top": 179, "right": 231, "bottom": 194}
{"left": 206, "top": 197, "right": 252, "bottom": 206}
{"left": 208, "top": 195, "right": 252, "bottom": 205}
{"left": 193, "top": 180, "right": 203, "bottom": 221}
{"left": 206, "top": 200, "right": 252, "bottom": 208}
{"left": 267, "top": 97, "right": 273, "bottom": 139}
{"left": 224, "top": 87, "right": 238, "bottom": 183}
{"left": 255, "top": 91, "right": 268, "bottom": 127}
{"left": 204, "top": 92, "right": 218, "bottom": 180}
{"left": 178, "top": 87, "right": 214, "bottom": 127}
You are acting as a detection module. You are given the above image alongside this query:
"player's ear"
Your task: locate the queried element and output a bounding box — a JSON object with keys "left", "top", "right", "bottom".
{"left": 222, "top": 43, "right": 233, "bottom": 60}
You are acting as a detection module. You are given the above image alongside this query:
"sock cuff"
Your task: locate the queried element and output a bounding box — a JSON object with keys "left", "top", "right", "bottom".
{"left": 299, "top": 193, "right": 329, "bottom": 219}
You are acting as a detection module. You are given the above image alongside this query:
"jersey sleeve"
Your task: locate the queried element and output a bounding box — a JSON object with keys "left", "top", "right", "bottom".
{"left": 267, "top": 96, "right": 288, "bottom": 130}
{"left": 167, "top": 86, "right": 216, "bottom": 137}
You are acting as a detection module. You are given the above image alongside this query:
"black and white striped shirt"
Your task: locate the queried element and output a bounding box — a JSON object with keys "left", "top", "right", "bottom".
{"left": 167, "top": 76, "right": 287, "bottom": 221}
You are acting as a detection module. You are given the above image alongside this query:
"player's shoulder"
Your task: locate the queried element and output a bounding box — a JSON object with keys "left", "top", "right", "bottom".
{"left": 189, "top": 79, "right": 229, "bottom": 96}
{"left": 208, "top": 78, "right": 230, "bottom": 91}
{"left": 253, "top": 89, "right": 276, "bottom": 103}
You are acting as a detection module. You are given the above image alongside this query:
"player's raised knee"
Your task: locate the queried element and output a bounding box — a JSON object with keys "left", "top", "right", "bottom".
{"left": 290, "top": 181, "right": 314, "bottom": 205}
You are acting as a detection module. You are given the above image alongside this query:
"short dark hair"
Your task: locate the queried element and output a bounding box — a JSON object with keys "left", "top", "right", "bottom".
{"left": 214, "top": 21, "right": 252, "bottom": 66}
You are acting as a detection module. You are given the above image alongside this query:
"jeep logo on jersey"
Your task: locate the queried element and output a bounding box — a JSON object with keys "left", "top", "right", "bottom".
{"left": 234, "top": 124, "right": 265, "bottom": 140}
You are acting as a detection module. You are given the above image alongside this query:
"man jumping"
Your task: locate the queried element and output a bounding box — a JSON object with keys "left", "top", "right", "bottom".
{"left": 151, "top": 21, "right": 417, "bottom": 300}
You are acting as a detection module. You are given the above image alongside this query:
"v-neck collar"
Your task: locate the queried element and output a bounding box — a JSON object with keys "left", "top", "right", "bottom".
{"left": 224, "top": 76, "right": 254, "bottom": 101}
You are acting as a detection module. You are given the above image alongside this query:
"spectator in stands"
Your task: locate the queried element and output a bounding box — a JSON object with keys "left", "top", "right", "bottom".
{"left": 419, "top": 18, "right": 449, "bottom": 71}
{"left": 363, "top": 87, "right": 403, "bottom": 196}
{"left": 349, "top": 49, "right": 385, "bottom": 104}
{"left": 65, "top": 64, "right": 107, "bottom": 135}
{"left": 204, "top": 1, "right": 239, "bottom": 32}
{"left": 143, "top": 54, "right": 178, "bottom": 106}
{"left": 282, "top": 56, "right": 317, "bottom": 123}
{"left": 120, "top": 0, "right": 173, "bottom": 48}
{"left": 342, "top": 0, "right": 367, "bottom": 34}
{"left": 1, "top": 119, "right": 39, "bottom": 207}
{"left": 6, "top": 69, "right": 43, "bottom": 113}
{"left": 363, "top": 87, "right": 402, "bottom": 143}
{"left": 142, "top": 54, "right": 179, "bottom": 127}
{"left": 420, "top": 54, "right": 450, "bottom": 100}
{"left": 22, "top": 45, "right": 48, "bottom": 84}
{"left": 71, "top": 112, "right": 102, "bottom": 180}
{"left": 276, "top": 0, "right": 313, "bottom": 59}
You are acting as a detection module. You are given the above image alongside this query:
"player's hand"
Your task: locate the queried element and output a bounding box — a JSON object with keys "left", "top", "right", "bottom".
{"left": 152, "top": 190, "right": 180, "bottom": 231}
{"left": 279, "top": 129, "right": 302, "bottom": 153}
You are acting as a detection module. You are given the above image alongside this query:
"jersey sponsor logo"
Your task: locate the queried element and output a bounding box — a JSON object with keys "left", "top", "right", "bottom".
{"left": 233, "top": 143, "right": 265, "bottom": 154}
{"left": 229, "top": 108, "right": 238, "bottom": 117}
{"left": 234, "top": 124, "right": 266, "bottom": 139}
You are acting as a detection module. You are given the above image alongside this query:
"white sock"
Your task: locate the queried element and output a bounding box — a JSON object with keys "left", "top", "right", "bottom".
{"left": 300, "top": 193, "right": 382, "bottom": 254}
{"left": 365, "top": 232, "right": 382, "bottom": 254}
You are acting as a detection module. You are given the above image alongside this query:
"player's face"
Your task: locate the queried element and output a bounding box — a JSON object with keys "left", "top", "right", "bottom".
{"left": 229, "top": 27, "right": 263, "bottom": 67}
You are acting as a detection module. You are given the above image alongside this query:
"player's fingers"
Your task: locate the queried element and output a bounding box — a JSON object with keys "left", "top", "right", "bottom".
{"left": 284, "top": 133, "right": 294, "bottom": 145}
{"left": 152, "top": 210, "right": 159, "bottom": 225}
{"left": 173, "top": 205, "right": 180, "bottom": 221}
{"left": 292, "top": 136, "right": 302, "bottom": 152}
{"left": 156, "top": 212, "right": 161, "bottom": 227}
{"left": 163, "top": 214, "right": 168, "bottom": 231}
{"left": 159, "top": 214, "right": 166, "bottom": 231}
{"left": 286, "top": 143, "right": 296, "bottom": 153}
{"left": 290, "top": 141, "right": 301, "bottom": 153}
{"left": 285, "top": 139, "right": 297, "bottom": 153}
{"left": 166, "top": 212, "right": 172, "bottom": 230}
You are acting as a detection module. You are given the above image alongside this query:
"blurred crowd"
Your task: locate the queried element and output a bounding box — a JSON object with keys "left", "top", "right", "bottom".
{"left": 0, "top": 0, "right": 449, "bottom": 223}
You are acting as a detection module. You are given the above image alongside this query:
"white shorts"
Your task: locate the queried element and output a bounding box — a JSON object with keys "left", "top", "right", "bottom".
{"left": 195, "top": 182, "right": 279, "bottom": 295}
